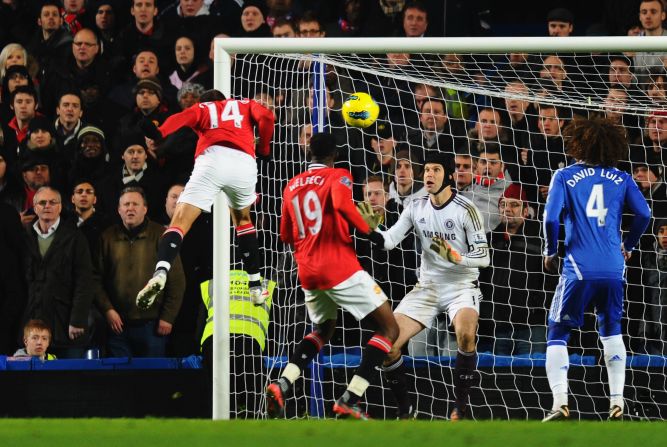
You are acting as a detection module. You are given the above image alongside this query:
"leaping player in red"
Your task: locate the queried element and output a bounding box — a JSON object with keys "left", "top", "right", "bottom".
{"left": 265, "top": 132, "right": 399, "bottom": 419}
{"left": 136, "top": 89, "right": 274, "bottom": 309}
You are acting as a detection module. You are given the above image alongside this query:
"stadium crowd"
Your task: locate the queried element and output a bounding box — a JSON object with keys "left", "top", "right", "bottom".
{"left": 0, "top": 0, "right": 666, "bottom": 363}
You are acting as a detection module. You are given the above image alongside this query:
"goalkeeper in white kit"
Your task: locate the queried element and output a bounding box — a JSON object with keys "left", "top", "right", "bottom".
{"left": 358, "top": 152, "right": 489, "bottom": 420}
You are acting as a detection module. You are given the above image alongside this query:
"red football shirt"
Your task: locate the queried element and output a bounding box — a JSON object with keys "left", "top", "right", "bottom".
{"left": 157, "top": 98, "right": 275, "bottom": 159}
{"left": 280, "top": 164, "right": 371, "bottom": 290}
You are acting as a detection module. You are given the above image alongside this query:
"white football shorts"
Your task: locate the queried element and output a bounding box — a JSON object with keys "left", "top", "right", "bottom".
{"left": 303, "top": 270, "right": 388, "bottom": 324}
{"left": 395, "top": 281, "right": 482, "bottom": 328}
{"left": 178, "top": 145, "right": 257, "bottom": 212}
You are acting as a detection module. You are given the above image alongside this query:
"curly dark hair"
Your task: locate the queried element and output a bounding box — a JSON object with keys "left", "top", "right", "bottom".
{"left": 562, "top": 116, "right": 627, "bottom": 167}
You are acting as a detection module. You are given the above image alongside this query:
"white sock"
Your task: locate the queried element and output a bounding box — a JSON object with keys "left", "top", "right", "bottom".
{"left": 600, "top": 334, "right": 626, "bottom": 410}
{"left": 281, "top": 363, "right": 301, "bottom": 384}
{"left": 546, "top": 344, "right": 569, "bottom": 410}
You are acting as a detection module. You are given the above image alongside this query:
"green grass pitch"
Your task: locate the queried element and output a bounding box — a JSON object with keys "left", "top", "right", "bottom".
{"left": 1, "top": 419, "right": 665, "bottom": 447}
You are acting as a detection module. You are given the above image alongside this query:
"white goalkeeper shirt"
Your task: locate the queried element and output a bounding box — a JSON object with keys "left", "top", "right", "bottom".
{"left": 378, "top": 191, "right": 489, "bottom": 285}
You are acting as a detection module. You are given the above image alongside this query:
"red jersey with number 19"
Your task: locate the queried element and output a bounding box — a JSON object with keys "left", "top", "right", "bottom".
{"left": 157, "top": 98, "right": 275, "bottom": 159}
{"left": 280, "top": 164, "right": 371, "bottom": 290}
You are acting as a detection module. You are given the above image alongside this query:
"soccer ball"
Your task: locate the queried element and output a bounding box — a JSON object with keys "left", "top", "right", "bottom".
{"left": 342, "top": 92, "right": 379, "bottom": 128}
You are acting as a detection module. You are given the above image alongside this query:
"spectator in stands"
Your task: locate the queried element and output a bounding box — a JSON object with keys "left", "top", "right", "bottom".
{"left": 646, "top": 66, "right": 667, "bottom": 105}
{"left": 40, "top": 28, "right": 112, "bottom": 118}
{"left": 176, "top": 82, "right": 204, "bottom": 110}
{"left": 119, "top": 0, "right": 170, "bottom": 67}
{"left": 503, "top": 80, "right": 538, "bottom": 150}
{"left": 408, "top": 98, "right": 459, "bottom": 160}
{"left": 108, "top": 49, "right": 171, "bottom": 113}
{"left": 479, "top": 184, "right": 547, "bottom": 355}
{"left": 539, "top": 54, "right": 571, "bottom": 92}
{"left": 634, "top": 0, "right": 667, "bottom": 83}
{"left": 521, "top": 105, "right": 569, "bottom": 204}
{"left": 640, "top": 219, "right": 667, "bottom": 355}
{"left": 0, "top": 42, "right": 27, "bottom": 85}
{"left": 461, "top": 144, "right": 511, "bottom": 232}
{"left": 413, "top": 82, "right": 439, "bottom": 112}
{"left": 22, "top": 186, "right": 94, "bottom": 358}
{"left": 19, "top": 116, "right": 67, "bottom": 191}
{"left": 101, "top": 135, "right": 165, "bottom": 222}
{"left": 367, "top": 121, "right": 399, "bottom": 180}
{"left": 297, "top": 11, "right": 325, "bottom": 37}
{"left": 70, "top": 180, "right": 110, "bottom": 262}
{"left": 388, "top": 148, "right": 426, "bottom": 207}
{"left": 2, "top": 86, "right": 39, "bottom": 168}
{"left": 168, "top": 36, "right": 211, "bottom": 92}
{"left": 239, "top": 1, "right": 272, "bottom": 37}
{"left": 12, "top": 154, "right": 51, "bottom": 224}
{"left": 401, "top": 1, "right": 428, "bottom": 37}
{"left": 60, "top": 0, "right": 91, "bottom": 36}
{"left": 0, "top": 202, "right": 26, "bottom": 355}
{"left": 27, "top": 1, "right": 72, "bottom": 78}
{"left": 68, "top": 125, "right": 110, "bottom": 190}
{"left": 546, "top": 7, "right": 574, "bottom": 37}
{"left": 13, "top": 319, "right": 56, "bottom": 360}
{"left": 0, "top": 64, "right": 32, "bottom": 124}
{"left": 92, "top": 1, "right": 122, "bottom": 72}
{"left": 95, "top": 186, "right": 185, "bottom": 357}
{"left": 608, "top": 54, "right": 636, "bottom": 90}
{"left": 604, "top": 86, "right": 642, "bottom": 145}
{"left": 20, "top": 116, "right": 57, "bottom": 158}
{"left": 468, "top": 107, "right": 518, "bottom": 178}
{"left": 115, "top": 76, "right": 170, "bottom": 157}
{"left": 298, "top": 123, "right": 312, "bottom": 153}
{"left": 640, "top": 110, "right": 667, "bottom": 166}
{"left": 271, "top": 16, "right": 296, "bottom": 37}
{"left": 54, "top": 91, "right": 85, "bottom": 161}
{"left": 453, "top": 151, "right": 475, "bottom": 192}
{"left": 633, "top": 162, "right": 667, "bottom": 221}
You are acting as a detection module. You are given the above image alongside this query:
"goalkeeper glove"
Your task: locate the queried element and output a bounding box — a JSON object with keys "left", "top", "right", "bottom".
{"left": 430, "top": 237, "right": 462, "bottom": 264}
{"left": 356, "top": 201, "right": 382, "bottom": 231}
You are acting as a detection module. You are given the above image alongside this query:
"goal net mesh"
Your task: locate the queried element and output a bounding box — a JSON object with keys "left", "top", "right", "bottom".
{"left": 225, "top": 50, "right": 667, "bottom": 420}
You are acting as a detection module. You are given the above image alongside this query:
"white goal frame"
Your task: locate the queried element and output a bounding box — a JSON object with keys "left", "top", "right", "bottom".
{"left": 211, "top": 35, "right": 667, "bottom": 420}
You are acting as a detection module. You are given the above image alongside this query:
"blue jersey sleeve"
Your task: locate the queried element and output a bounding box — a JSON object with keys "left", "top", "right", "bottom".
{"left": 543, "top": 170, "right": 564, "bottom": 257}
{"left": 622, "top": 177, "right": 651, "bottom": 252}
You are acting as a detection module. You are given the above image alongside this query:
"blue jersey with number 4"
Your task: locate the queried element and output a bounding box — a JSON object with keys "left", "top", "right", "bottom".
{"left": 543, "top": 163, "right": 650, "bottom": 280}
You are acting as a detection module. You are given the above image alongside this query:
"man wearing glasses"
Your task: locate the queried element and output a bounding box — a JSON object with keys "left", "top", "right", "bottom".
{"left": 41, "top": 28, "right": 111, "bottom": 117}
{"left": 23, "top": 186, "right": 94, "bottom": 358}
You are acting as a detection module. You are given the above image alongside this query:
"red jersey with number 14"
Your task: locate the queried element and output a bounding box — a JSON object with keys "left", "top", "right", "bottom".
{"left": 157, "top": 98, "right": 275, "bottom": 159}
{"left": 280, "top": 164, "right": 371, "bottom": 290}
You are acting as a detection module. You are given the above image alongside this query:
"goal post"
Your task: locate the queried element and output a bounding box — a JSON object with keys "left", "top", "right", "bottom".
{"left": 212, "top": 36, "right": 667, "bottom": 420}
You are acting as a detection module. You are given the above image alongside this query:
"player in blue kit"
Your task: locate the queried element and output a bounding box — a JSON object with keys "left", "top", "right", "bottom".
{"left": 541, "top": 116, "right": 651, "bottom": 422}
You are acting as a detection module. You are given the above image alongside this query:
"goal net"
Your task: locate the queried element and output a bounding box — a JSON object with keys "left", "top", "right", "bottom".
{"left": 216, "top": 37, "right": 667, "bottom": 421}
